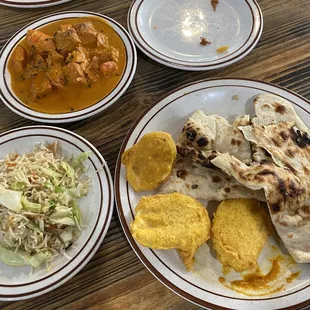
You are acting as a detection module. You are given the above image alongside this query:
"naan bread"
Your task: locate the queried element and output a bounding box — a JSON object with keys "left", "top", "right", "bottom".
{"left": 252, "top": 93, "right": 309, "bottom": 133}
{"left": 250, "top": 93, "right": 310, "bottom": 163}
{"left": 251, "top": 143, "right": 272, "bottom": 163}
{"left": 158, "top": 157, "right": 265, "bottom": 202}
{"left": 212, "top": 121, "right": 310, "bottom": 263}
{"left": 178, "top": 110, "right": 252, "bottom": 164}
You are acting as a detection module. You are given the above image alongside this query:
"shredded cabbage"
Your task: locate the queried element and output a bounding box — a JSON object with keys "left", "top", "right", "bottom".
{"left": 0, "top": 142, "right": 90, "bottom": 269}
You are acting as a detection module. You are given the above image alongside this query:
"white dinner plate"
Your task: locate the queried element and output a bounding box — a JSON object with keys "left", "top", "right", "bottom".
{"left": 115, "top": 78, "right": 310, "bottom": 310}
{"left": 0, "top": 126, "right": 114, "bottom": 300}
{"left": 0, "top": 0, "right": 72, "bottom": 9}
{"left": 0, "top": 11, "right": 137, "bottom": 123}
{"left": 128, "top": 0, "right": 263, "bottom": 71}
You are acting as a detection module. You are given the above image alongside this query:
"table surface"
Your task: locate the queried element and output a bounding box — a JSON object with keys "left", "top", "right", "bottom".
{"left": 0, "top": 0, "right": 309, "bottom": 309}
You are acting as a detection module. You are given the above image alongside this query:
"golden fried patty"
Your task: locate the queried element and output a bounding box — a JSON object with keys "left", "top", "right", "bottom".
{"left": 211, "top": 199, "right": 268, "bottom": 272}
{"left": 130, "top": 193, "right": 211, "bottom": 271}
{"left": 122, "top": 132, "right": 177, "bottom": 192}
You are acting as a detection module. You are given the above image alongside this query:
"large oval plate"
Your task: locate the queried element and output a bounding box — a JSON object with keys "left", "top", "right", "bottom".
{"left": 115, "top": 78, "right": 310, "bottom": 309}
{"left": 0, "top": 11, "right": 137, "bottom": 123}
{"left": 0, "top": 126, "right": 114, "bottom": 300}
{"left": 0, "top": 0, "right": 72, "bottom": 8}
{"left": 128, "top": 0, "right": 263, "bottom": 70}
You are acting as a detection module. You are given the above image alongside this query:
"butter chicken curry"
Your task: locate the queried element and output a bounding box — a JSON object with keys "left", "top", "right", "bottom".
{"left": 8, "top": 18, "right": 126, "bottom": 114}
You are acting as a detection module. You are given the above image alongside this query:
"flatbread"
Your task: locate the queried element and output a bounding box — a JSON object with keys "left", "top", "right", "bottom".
{"left": 212, "top": 121, "right": 310, "bottom": 263}
{"left": 158, "top": 157, "right": 265, "bottom": 202}
{"left": 250, "top": 93, "right": 310, "bottom": 163}
{"left": 178, "top": 110, "right": 252, "bottom": 164}
{"left": 252, "top": 93, "right": 309, "bottom": 132}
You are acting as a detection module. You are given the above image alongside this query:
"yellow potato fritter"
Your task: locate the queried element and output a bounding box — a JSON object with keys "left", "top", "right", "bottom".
{"left": 211, "top": 199, "right": 268, "bottom": 272}
{"left": 122, "top": 132, "right": 177, "bottom": 192}
{"left": 130, "top": 193, "right": 211, "bottom": 271}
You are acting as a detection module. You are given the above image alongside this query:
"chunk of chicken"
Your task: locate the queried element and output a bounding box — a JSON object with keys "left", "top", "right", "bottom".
{"left": 96, "top": 32, "right": 109, "bottom": 49}
{"left": 46, "top": 50, "right": 64, "bottom": 66}
{"left": 54, "top": 28, "right": 81, "bottom": 55}
{"left": 91, "top": 48, "right": 111, "bottom": 63}
{"left": 110, "top": 46, "right": 120, "bottom": 62}
{"left": 66, "top": 46, "right": 89, "bottom": 71}
{"left": 58, "top": 24, "right": 72, "bottom": 32}
{"left": 45, "top": 51, "right": 65, "bottom": 89}
{"left": 85, "top": 56, "right": 100, "bottom": 82}
{"left": 29, "top": 72, "right": 52, "bottom": 100}
{"left": 100, "top": 61, "right": 118, "bottom": 77}
{"left": 73, "top": 22, "right": 98, "bottom": 45}
{"left": 26, "top": 30, "right": 56, "bottom": 54}
{"left": 10, "top": 45, "right": 28, "bottom": 73}
{"left": 63, "top": 62, "right": 87, "bottom": 85}
{"left": 24, "top": 54, "right": 47, "bottom": 79}
{"left": 91, "top": 46, "right": 120, "bottom": 63}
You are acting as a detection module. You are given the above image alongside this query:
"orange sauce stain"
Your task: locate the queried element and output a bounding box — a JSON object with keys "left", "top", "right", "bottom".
{"left": 218, "top": 255, "right": 300, "bottom": 296}
{"left": 231, "top": 256, "right": 283, "bottom": 291}
{"left": 216, "top": 46, "right": 229, "bottom": 53}
{"left": 286, "top": 272, "right": 300, "bottom": 283}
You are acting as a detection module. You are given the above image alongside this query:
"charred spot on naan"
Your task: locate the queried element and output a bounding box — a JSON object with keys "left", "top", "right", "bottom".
{"left": 182, "top": 122, "right": 211, "bottom": 147}
{"left": 298, "top": 205, "right": 310, "bottom": 218}
{"left": 176, "top": 169, "right": 189, "bottom": 180}
{"left": 176, "top": 144, "right": 219, "bottom": 168}
{"left": 212, "top": 176, "right": 222, "bottom": 183}
{"left": 197, "top": 137, "right": 209, "bottom": 147}
{"left": 290, "top": 127, "right": 310, "bottom": 149}
{"left": 274, "top": 103, "right": 286, "bottom": 114}
{"left": 231, "top": 138, "right": 242, "bottom": 146}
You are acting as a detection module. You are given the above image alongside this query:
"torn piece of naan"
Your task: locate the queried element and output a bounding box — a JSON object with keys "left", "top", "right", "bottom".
{"left": 178, "top": 110, "right": 253, "bottom": 164}
{"left": 249, "top": 93, "right": 310, "bottom": 164}
{"left": 252, "top": 93, "right": 309, "bottom": 132}
{"left": 158, "top": 157, "right": 265, "bottom": 202}
{"left": 212, "top": 120, "right": 310, "bottom": 263}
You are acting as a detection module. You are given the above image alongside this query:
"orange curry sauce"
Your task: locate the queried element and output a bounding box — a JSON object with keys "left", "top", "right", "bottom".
{"left": 8, "top": 17, "right": 126, "bottom": 114}
{"left": 219, "top": 256, "right": 300, "bottom": 296}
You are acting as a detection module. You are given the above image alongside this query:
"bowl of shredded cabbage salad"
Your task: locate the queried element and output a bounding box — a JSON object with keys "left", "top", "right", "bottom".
{"left": 0, "top": 126, "right": 114, "bottom": 301}
{"left": 0, "top": 141, "right": 90, "bottom": 270}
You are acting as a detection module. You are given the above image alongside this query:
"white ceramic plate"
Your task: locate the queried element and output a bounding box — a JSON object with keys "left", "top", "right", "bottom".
{"left": 115, "top": 78, "right": 310, "bottom": 310}
{"left": 128, "top": 0, "right": 263, "bottom": 71}
{"left": 0, "top": 11, "right": 137, "bottom": 123}
{"left": 0, "top": 126, "right": 114, "bottom": 301}
{"left": 0, "top": 0, "right": 72, "bottom": 8}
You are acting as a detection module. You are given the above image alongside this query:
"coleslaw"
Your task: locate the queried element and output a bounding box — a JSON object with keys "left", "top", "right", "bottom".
{"left": 0, "top": 141, "right": 90, "bottom": 269}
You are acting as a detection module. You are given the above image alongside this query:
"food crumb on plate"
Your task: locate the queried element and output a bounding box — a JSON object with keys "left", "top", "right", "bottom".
{"left": 216, "top": 45, "right": 229, "bottom": 53}
{"left": 153, "top": 25, "right": 157, "bottom": 29}
{"left": 200, "top": 37, "right": 211, "bottom": 46}
{"left": 211, "top": 0, "right": 219, "bottom": 11}
{"left": 231, "top": 95, "right": 239, "bottom": 100}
